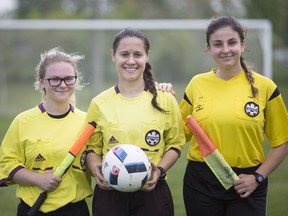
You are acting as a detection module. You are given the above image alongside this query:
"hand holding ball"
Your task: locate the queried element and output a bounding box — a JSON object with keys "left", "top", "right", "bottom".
{"left": 102, "top": 144, "right": 151, "bottom": 192}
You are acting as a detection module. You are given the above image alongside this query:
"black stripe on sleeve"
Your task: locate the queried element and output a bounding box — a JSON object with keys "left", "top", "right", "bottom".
{"left": 183, "top": 92, "right": 192, "bottom": 105}
{"left": 268, "top": 87, "right": 280, "bottom": 101}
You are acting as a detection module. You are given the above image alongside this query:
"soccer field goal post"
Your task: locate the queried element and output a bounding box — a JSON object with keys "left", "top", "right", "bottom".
{"left": 0, "top": 19, "right": 272, "bottom": 76}
{"left": 0, "top": 19, "right": 272, "bottom": 115}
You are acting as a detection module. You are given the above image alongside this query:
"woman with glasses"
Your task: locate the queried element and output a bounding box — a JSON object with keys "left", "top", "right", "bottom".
{"left": 0, "top": 46, "right": 174, "bottom": 216}
{"left": 0, "top": 47, "right": 92, "bottom": 215}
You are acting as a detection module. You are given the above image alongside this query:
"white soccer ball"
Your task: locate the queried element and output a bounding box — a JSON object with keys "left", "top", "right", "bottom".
{"left": 102, "top": 144, "right": 152, "bottom": 192}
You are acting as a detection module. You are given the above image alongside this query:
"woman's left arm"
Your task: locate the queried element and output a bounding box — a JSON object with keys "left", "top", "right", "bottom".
{"left": 255, "top": 142, "right": 288, "bottom": 178}
{"left": 235, "top": 142, "right": 288, "bottom": 198}
{"left": 141, "top": 149, "right": 179, "bottom": 192}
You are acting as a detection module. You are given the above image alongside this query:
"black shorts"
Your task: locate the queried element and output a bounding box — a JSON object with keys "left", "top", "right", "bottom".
{"left": 183, "top": 161, "right": 268, "bottom": 216}
{"left": 91, "top": 180, "right": 174, "bottom": 216}
{"left": 17, "top": 199, "right": 89, "bottom": 216}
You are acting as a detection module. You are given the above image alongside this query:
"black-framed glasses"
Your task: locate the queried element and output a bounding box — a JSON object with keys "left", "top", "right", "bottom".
{"left": 44, "top": 76, "right": 77, "bottom": 87}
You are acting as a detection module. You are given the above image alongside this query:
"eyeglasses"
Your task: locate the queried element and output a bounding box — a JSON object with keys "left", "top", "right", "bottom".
{"left": 44, "top": 76, "right": 77, "bottom": 87}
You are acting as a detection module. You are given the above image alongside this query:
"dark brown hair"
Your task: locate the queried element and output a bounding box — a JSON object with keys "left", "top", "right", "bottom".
{"left": 206, "top": 16, "right": 258, "bottom": 98}
{"left": 112, "top": 27, "right": 166, "bottom": 112}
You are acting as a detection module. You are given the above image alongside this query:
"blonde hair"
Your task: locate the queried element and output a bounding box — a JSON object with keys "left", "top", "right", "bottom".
{"left": 34, "top": 47, "right": 87, "bottom": 105}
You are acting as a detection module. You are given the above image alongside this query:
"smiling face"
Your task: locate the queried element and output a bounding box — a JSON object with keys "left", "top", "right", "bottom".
{"left": 40, "top": 61, "right": 76, "bottom": 104}
{"left": 112, "top": 36, "right": 149, "bottom": 83}
{"left": 207, "top": 26, "right": 245, "bottom": 71}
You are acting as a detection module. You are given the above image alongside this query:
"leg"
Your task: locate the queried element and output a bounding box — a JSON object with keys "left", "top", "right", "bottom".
{"left": 226, "top": 179, "right": 268, "bottom": 216}
{"left": 91, "top": 185, "right": 129, "bottom": 216}
{"left": 183, "top": 177, "right": 225, "bottom": 216}
{"left": 183, "top": 161, "right": 226, "bottom": 216}
{"left": 136, "top": 180, "right": 174, "bottom": 216}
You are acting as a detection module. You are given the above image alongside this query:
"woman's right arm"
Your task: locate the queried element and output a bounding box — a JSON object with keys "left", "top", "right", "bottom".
{"left": 86, "top": 151, "right": 111, "bottom": 189}
{"left": 12, "top": 168, "right": 61, "bottom": 192}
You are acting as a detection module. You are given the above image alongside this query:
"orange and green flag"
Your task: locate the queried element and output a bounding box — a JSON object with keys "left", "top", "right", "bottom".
{"left": 186, "top": 115, "right": 238, "bottom": 190}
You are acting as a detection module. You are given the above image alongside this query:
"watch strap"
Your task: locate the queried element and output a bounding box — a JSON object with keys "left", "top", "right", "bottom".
{"left": 253, "top": 172, "right": 265, "bottom": 184}
{"left": 157, "top": 166, "right": 166, "bottom": 181}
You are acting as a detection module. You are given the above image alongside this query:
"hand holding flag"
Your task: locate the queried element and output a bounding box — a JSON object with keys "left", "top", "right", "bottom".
{"left": 186, "top": 115, "right": 256, "bottom": 209}
{"left": 186, "top": 115, "right": 238, "bottom": 189}
{"left": 27, "top": 121, "right": 96, "bottom": 216}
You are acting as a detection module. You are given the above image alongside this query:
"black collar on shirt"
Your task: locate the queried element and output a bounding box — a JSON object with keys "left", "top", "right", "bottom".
{"left": 38, "top": 103, "right": 74, "bottom": 119}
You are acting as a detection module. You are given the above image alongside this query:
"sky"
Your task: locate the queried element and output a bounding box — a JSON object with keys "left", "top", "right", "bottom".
{"left": 0, "top": 0, "right": 16, "bottom": 15}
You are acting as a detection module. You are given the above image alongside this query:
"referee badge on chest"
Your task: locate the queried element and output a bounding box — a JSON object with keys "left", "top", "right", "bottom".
{"left": 244, "top": 102, "right": 259, "bottom": 117}
{"left": 145, "top": 130, "right": 161, "bottom": 146}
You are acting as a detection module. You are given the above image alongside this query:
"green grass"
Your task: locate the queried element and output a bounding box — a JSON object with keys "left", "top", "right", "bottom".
{"left": 0, "top": 82, "right": 288, "bottom": 215}
{"left": 1, "top": 144, "right": 287, "bottom": 216}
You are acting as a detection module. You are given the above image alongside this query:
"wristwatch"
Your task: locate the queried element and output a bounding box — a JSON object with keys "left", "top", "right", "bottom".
{"left": 253, "top": 172, "right": 265, "bottom": 184}
{"left": 157, "top": 166, "right": 166, "bottom": 181}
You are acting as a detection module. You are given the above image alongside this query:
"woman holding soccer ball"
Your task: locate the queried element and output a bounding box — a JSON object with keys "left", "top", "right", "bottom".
{"left": 85, "top": 27, "right": 186, "bottom": 216}
{"left": 180, "top": 16, "right": 288, "bottom": 216}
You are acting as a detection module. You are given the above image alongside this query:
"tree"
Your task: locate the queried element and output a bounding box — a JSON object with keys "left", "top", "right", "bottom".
{"left": 243, "top": 0, "right": 288, "bottom": 47}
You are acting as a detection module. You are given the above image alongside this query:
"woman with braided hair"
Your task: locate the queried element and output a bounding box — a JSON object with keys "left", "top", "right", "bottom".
{"left": 180, "top": 16, "right": 288, "bottom": 216}
{"left": 85, "top": 27, "right": 185, "bottom": 216}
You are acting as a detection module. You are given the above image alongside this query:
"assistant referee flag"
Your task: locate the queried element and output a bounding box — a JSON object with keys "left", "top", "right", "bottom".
{"left": 186, "top": 115, "right": 238, "bottom": 190}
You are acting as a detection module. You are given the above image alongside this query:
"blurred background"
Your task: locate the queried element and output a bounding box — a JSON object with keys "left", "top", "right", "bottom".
{"left": 0, "top": 0, "right": 287, "bottom": 215}
{"left": 0, "top": 0, "right": 287, "bottom": 114}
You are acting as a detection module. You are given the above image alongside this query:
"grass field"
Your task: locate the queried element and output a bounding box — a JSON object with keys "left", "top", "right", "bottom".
{"left": 0, "top": 144, "right": 287, "bottom": 216}
{"left": 0, "top": 82, "right": 287, "bottom": 216}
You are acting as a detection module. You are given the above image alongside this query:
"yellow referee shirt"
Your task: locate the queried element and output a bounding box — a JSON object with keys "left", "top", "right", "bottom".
{"left": 180, "top": 69, "right": 288, "bottom": 168}
{"left": 0, "top": 105, "right": 92, "bottom": 212}
{"left": 86, "top": 85, "right": 186, "bottom": 166}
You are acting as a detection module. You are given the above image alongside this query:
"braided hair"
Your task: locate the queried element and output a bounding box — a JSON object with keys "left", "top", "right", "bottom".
{"left": 206, "top": 16, "right": 259, "bottom": 99}
{"left": 112, "top": 27, "right": 166, "bottom": 113}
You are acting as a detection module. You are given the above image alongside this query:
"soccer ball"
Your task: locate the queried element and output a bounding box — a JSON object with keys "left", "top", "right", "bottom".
{"left": 102, "top": 144, "right": 152, "bottom": 192}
